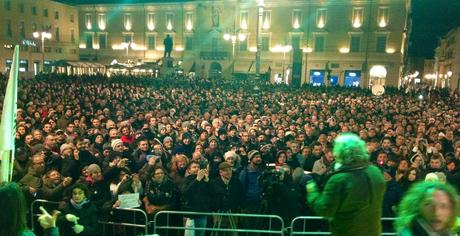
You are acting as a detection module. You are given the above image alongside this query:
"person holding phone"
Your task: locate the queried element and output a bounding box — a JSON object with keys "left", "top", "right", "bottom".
{"left": 181, "top": 161, "right": 211, "bottom": 236}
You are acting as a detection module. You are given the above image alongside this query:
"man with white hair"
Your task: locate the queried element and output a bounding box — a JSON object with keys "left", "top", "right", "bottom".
{"left": 306, "top": 133, "right": 386, "bottom": 236}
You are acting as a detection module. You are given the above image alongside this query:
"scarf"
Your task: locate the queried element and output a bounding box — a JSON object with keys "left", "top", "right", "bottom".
{"left": 70, "top": 198, "right": 89, "bottom": 210}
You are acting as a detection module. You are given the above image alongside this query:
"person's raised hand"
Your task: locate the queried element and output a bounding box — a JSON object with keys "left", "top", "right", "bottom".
{"left": 38, "top": 206, "right": 60, "bottom": 229}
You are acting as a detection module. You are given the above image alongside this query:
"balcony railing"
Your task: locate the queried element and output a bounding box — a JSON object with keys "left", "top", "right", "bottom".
{"left": 200, "top": 51, "right": 228, "bottom": 60}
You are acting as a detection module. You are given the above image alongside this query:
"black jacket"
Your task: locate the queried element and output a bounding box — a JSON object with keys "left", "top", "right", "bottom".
{"left": 58, "top": 200, "right": 98, "bottom": 236}
{"left": 180, "top": 174, "right": 211, "bottom": 213}
{"left": 210, "top": 176, "right": 244, "bottom": 212}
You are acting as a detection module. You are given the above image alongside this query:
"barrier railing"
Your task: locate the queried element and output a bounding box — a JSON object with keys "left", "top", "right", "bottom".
{"left": 154, "top": 210, "right": 285, "bottom": 235}
{"left": 289, "top": 216, "right": 397, "bottom": 236}
{"left": 30, "top": 200, "right": 398, "bottom": 236}
{"left": 98, "top": 208, "right": 149, "bottom": 236}
{"left": 30, "top": 199, "right": 61, "bottom": 232}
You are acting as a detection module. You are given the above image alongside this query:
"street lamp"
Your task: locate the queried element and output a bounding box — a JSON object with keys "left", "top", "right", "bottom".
{"left": 447, "top": 71, "right": 453, "bottom": 88}
{"left": 271, "top": 44, "right": 292, "bottom": 84}
{"left": 255, "top": 0, "right": 264, "bottom": 79}
{"left": 33, "top": 31, "right": 52, "bottom": 73}
{"left": 224, "top": 31, "right": 246, "bottom": 75}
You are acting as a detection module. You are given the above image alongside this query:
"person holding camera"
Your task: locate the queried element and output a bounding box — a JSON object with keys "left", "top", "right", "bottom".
{"left": 181, "top": 161, "right": 211, "bottom": 236}
{"left": 306, "top": 133, "right": 386, "bottom": 236}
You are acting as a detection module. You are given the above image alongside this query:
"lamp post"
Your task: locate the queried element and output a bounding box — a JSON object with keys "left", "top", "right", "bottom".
{"left": 33, "top": 31, "right": 52, "bottom": 73}
{"left": 255, "top": 0, "right": 264, "bottom": 79}
{"left": 446, "top": 71, "right": 452, "bottom": 89}
{"left": 224, "top": 31, "right": 246, "bottom": 75}
{"left": 271, "top": 44, "right": 292, "bottom": 84}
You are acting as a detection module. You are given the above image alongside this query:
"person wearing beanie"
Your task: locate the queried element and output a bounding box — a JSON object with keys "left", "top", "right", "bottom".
{"left": 217, "top": 128, "right": 230, "bottom": 151}
{"left": 60, "top": 143, "right": 74, "bottom": 155}
{"left": 111, "top": 139, "right": 124, "bottom": 152}
{"left": 238, "top": 149, "right": 263, "bottom": 214}
{"left": 60, "top": 143, "right": 79, "bottom": 180}
{"left": 77, "top": 163, "right": 110, "bottom": 209}
{"left": 209, "top": 161, "right": 244, "bottom": 214}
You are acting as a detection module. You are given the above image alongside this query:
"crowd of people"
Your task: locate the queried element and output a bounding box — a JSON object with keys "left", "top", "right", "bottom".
{"left": 0, "top": 72, "right": 459, "bottom": 235}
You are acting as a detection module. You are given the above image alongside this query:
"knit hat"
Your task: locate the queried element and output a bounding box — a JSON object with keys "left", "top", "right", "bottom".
{"left": 208, "top": 135, "right": 218, "bottom": 143}
{"left": 224, "top": 151, "right": 239, "bottom": 161}
{"left": 218, "top": 128, "right": 227, "bottom": 136}
{"left": 103, "top": 143, "right": 112, "bottom": 150}
{"left": 219, "top": 162, "right": 232, "bottom": 170}
{"left": 60, "top": 143, "right": 73, "bottom": 154}
{"left": 87, "top": 164, "right": 101, "bottom": 175}
{"left": 248, "top": 150, "right": 260, "bottom": 161}
{"left": 163, "top": 136, "right": 173, "bottom": 143}
{"left": 111, "top": 139, "right": 123, "bottom": 150}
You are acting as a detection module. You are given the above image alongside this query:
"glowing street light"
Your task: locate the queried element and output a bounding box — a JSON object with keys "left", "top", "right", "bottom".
{"left": 33, "top": 31, "right": 52, "bottom": 73}
{"left": 224, "top": 30, "right": 246, "bottom": 74}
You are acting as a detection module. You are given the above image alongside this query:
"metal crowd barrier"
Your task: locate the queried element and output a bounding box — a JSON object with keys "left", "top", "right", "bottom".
{"left": 154, "top": 210, "right": 285, "bottom": 235}
{"left": 30, "top": 199, "right": 61, "bottom": 232}
{"left": 289, "top": 216, "right": 397, "bottom": 236}
{"left": 31, "top": 199, "right": 149, "bottom": 236}
{"left": 98, "top": 208, "right": 149, "bottom": 236}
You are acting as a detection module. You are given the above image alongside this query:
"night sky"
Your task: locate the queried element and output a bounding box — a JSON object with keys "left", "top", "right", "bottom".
{"left": 409, "top": 0, "right": 460, "bottom": 58}
{"left": 57, "top": 0, "right": 460, "bottom": 59}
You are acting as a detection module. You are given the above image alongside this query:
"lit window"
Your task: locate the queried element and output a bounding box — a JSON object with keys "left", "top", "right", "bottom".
{"left": 316, "top": 9, "right": 327, "bottom": 28}
{"left": 186, "top": 12, "right": 193, "bottom": 31}
{"left": 240, "top": 11, "right": 248, "bottom": 30}
{"left": 98, "top": 14, "right": 106, "bottom": 31}
{"left": 85, "top": 14, "right": 92, "bottom": 30}
{"left": 147, "top": 13, "right": 155, "bottom": 31}
{"left": 124, "top": 14, "right": 132, "bottom": 31}
{"left": 352, "top": 8, "right": 363, "bottom": 28}
{"left": 262, "top": 11, "right": 271, "bottom": 30}
{"left": 166, "top": 13, "right": 174, "bottom": 31}
{"left": 378, "top": 7, "right": 389, "bottom": 27}
{"left": 292, "top": 10, "right": 301, "bottom": 29}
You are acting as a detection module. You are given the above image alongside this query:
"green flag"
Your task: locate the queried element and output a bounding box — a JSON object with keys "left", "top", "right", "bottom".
{"left": 0, "top": 45, "right": 19, "bottom": 182}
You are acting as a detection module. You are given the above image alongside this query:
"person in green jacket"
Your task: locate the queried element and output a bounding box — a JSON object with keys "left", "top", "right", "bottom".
{"left": 0, "top": 181, "right": 59, "bottom": 236}
{"left": 306, "top": 133, "right": 386, "bottom": 236}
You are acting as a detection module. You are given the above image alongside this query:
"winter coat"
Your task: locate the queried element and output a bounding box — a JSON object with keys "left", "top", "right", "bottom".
{"left": 180, "top": 174, "right": 211, "bottom": 213}
{"left": 58, "top": 200, "right": 99, "bottom": 236}
{"left": 209, "top": 176, "right": 244, "bottom": 212}
{"left": 307, "top": 163, "right": 386, "bottom": 236}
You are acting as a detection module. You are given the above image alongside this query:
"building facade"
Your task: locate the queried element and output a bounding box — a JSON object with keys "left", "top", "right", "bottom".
{"left": 433, "top": 27, "right": 460, "bottom": 91}
{"left": 2, "top": 0, "right": 409, "bottom": 87}
{"left": 0, "top": 0, "right": 79, "bottom": 77}
{"left": 77, "top": 0, "right": 409, "bottom": 87}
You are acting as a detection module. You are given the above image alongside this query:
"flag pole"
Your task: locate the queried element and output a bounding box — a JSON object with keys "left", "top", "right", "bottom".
{"left": 0, "top": 45, "right": 19, "bottom": 182}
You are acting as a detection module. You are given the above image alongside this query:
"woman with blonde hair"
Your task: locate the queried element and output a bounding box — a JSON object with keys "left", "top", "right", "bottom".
{"left": 395, "top": 181, "right": 460, "bottom": 235}
{"left": 168, "top": 154, "right": 189, "bottom": 186}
